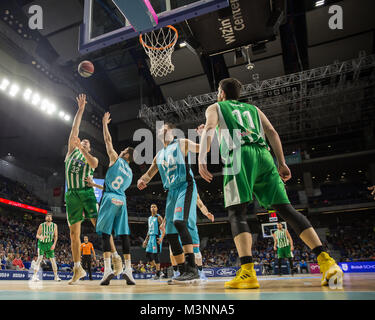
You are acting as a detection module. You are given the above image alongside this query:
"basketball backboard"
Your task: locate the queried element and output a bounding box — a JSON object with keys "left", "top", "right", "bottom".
{"left": 79, "top": 0, "right": 229, "bottom": 54}
{"left": 261, "top": 222, "right": 287, "bottom": 238}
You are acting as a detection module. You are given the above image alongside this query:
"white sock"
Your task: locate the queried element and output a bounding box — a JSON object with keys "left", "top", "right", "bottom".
{"left": 125, "top": 259, "right": 131, "bottom": 270}
{"left": 74, "top": 262, "right": 81, "bottom": 268}
{"left": 104, "top": 258, "right": 112, "bottom": 272}
{"left": 112, "top": 252, "right": 120, "bottom": 258}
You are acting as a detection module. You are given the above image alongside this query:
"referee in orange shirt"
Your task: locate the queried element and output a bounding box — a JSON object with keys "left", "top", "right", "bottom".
{"left": 80, "top": 236, "right": 96, "bottom": 280}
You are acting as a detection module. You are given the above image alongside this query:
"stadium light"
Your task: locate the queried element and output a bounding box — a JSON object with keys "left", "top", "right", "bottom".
{"left": 23, "top": 88, "right": 32, "bottom": 101}
{"left": 59, "top": 111, "right": 65, "bottom": 118}
{"left": 0, "top": 79, "right": 10, "bottom": 91}
{"left": 315, "top": 0, "right": 325, "bottom": 7}
{"left": 46, "top": 102, "right": 57, "bottom": 115}
{"left": 64, "top": 114, "right": 71, "bottom": 121}
{"left": 179, "top": 42, "right": 187, "bottom": 48}
{"left": 41, "top": 99, "right": 49, "bottom": 111}
{"left": 9, "top": 84, "right": 20, "bottom": 97}
{"left": 31, "top": 93, "right": 41, "bottom": 105}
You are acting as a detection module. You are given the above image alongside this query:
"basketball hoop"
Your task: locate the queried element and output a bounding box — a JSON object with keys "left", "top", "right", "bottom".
{"left": 139, "top": 25, "right": 178, "bottom": 77}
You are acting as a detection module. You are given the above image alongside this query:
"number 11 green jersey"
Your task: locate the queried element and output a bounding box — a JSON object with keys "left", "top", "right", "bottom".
{"left": 215, "top": 100, "right": 290, "bottom": 209}
{"left": 216, "top": 100, "right": 268, "bottom": 153}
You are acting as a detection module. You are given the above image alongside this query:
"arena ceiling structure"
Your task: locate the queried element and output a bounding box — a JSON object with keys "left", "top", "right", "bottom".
{"left": 0, "top": 0, "right": 374, "bottom": 181}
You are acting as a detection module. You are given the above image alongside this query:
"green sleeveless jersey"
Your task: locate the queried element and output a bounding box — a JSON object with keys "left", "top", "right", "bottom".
{"left": 39, "top": 222, "right": 56, "bottom": 243}
{"left": 216, "top": 100, "right": 268, "bottom": 153}
{"left": 65, "top": 148, "right": 95, "bottom": 190}
{"left": 274, "top": 229, "right": 289, "bottom": 248}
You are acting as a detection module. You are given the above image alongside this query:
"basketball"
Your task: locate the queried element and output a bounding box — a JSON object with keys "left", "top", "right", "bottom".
{"left": 78, "top": 61, "right": 94, "bottom": 78}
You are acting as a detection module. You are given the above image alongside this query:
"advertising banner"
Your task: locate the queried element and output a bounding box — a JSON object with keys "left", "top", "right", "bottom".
{"left": 203, "top": 265, "right": 262, "bottom": 277}
{"left": 339, "top": 262, "right": 375, "bottom": 273}
{"left": 309, "top": 263, "right": 320, "bottom": 274}
{"left": 0, "top": 270, "right": 153, "bottom": 280}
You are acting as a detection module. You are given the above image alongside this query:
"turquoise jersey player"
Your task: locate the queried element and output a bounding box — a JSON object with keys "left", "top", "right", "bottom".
{"left": 137, "top": 123, "right": 201, "bottom": 283}
{"left": 96, "top": 157, "right": 132, "bottom": 237}
{"left": 92, "top": 112, "right": 137, "bottom": 287}
{"left": 143, "top": 204, "right": 165, "bottom": 280}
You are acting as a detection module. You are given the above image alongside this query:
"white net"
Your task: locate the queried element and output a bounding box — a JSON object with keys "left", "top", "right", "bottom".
{"left": 140, "top": 25, "right": 178, "bottom": 77}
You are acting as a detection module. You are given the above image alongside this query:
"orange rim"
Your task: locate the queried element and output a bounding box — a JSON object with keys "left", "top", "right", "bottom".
{"left": 139, "top": 25, "right": 178, "bottom": 51}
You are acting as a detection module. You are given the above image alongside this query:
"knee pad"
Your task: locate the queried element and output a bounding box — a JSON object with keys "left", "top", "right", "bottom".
{"left": 272, "top": 204, "right": 312, "bottom": 236}
{"left": 166, "top": 234, "right": 183, "bottom": 256}
{"left": 120, "top": 235, "right": 130, "bottom": 255}
{"left": 173, "top": 220, "right": 192, "bottom": 246}
{"left": 227, "top": 203, "right": 250, "bottom": 237}
{"left": 102, "top": 233, "right": 111, "bottom": 252}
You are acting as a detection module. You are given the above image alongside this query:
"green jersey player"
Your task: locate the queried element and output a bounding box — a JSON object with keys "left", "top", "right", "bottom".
{"left": 64, "top": 94, "right": 99, "bottom": 284}
{"left": 273, "top": 223, "right": 294, "bottom": 276}
{"left": 198, "top": 77, "right": 343, "bottom": 290}
{"left": 31, "top": 214, "right": 61, "bottom": 282}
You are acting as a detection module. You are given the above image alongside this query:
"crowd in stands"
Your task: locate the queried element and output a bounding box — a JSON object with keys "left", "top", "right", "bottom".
{"left": 326, "top": 219, "right": 375, "bottom": 262}
{"left": 1, "top": 208, "right": 374, "bottom": 275}
{"left": 0, "top": 175, "right": 48, "bottom": 209}
{"left": 309, "top": 182, "right": 370, "bottom": 207}
{"left": 0, "top": 173, "right": 374, "bottom": 276}
{"left": 124, "top": 181, "right": 371, "bottom": 220}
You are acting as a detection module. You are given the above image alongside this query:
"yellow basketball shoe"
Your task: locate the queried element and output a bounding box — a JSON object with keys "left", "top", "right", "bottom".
{"left": 224, "top": 263, "right": 260, "bottom": 289}
{"left": 317, "top": 252, "right": 343, "bottom": 289}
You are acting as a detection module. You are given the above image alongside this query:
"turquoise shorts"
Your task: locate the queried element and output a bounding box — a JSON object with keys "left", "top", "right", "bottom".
{"left": 165, "top": 181, "right": 197, "bottom": 235}
{"left": 146, "top": 234, "right": 162, "bottom": 254}
{"left": 96, "top": 192, "right": 130, "bottom": 237}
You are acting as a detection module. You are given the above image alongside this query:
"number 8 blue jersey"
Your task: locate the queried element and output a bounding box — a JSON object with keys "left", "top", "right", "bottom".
{"left": 104, "top": 158, "right": 133, "bottom": 196}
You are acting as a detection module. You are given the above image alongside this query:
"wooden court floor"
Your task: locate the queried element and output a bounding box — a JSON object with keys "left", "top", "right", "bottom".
{"left": 0, "top": 273, "right": 374, "bottom": 300}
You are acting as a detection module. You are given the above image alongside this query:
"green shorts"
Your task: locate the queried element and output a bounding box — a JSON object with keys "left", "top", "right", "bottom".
{"left": 38, "top": 241, "right": 55, "bottom": 259}
{"left": 277, "top": 245, "right": 293, "bottom": 259}
{"left": 223, "top": 144, "right": 290, "bottom": 209}
{"left": 65, "top": 187, "right": 98, "bottom": 226}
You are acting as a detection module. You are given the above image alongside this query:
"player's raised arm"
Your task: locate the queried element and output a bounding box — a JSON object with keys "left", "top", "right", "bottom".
{"left": 79, "top": 143, "right": 99, "bottom": 169}
{"left": 197, "top": 193, "right": 214, "bottom": 222}
{"left": 102, "top": 112, "right": 119, "bottom": 165}
{"left": 67, "top": 94, "right": 87, "bottom": 156}
{"left": 198, "top": 104, "right": 219, "bottom": 183}
{"left": 257, "top": 107, "right": 291, "bottom": 182}
{"left": 137, "top": 156, "right": 159, "bottom": 190}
